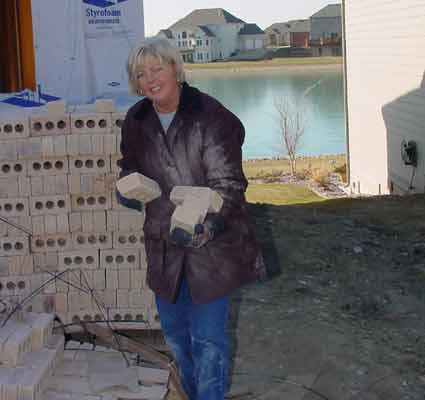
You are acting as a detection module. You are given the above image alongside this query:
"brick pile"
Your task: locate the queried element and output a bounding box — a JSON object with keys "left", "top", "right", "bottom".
{"left": 0, "top": 101, "right": 159, "bottom": 330}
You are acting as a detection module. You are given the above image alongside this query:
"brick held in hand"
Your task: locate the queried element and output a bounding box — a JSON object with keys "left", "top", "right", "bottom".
{"left": 170, "top": 200, "right": 208, "bottom": 236}
{"left": 116, "top": 172, "right": 162, "bottom": 203}
{"left": 170, "top": 186, "right": 223, "bottom": 213}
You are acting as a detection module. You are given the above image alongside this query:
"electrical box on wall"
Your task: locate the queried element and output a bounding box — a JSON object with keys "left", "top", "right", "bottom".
{"left": 401, "top": 140, "right": 417, "bottom": 167}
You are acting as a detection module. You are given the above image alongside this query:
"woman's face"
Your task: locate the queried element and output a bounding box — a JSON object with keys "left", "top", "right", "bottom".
{"left": 137, "top": 55, "right": 180, "bottom": 112}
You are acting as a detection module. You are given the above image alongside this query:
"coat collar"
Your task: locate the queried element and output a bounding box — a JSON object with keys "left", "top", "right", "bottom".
{"left": 133, "top": 82, "right": 202, "bottom": 121}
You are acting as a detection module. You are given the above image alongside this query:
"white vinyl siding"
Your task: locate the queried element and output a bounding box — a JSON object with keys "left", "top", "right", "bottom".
{"left": 345, "top": 0, "right": 425, "bottom": 195}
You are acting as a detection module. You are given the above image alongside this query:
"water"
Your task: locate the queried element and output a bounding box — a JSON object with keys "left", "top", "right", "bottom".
{"left": 188, "top": 68, "right": 346, "bottom": 159}
{"left": 112, "top": 67, "right": 346, "bottom": 160}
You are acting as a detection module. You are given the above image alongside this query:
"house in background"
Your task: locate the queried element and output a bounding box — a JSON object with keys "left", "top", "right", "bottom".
{"left": 160, "top": 8, "right": 265, "bottom": 62}
{"left": 265, "top": 20, "right": 310, "bottom": 48}
{"left": 310, "top": 3, "right": 342, "bottom": 56}
{"left": 343, "top": 0, "right": 425, "bottom": 195}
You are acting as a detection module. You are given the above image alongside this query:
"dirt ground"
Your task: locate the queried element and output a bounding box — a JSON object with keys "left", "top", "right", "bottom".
{"left": 221, "top": 194, "right": 425, "bottom": 399}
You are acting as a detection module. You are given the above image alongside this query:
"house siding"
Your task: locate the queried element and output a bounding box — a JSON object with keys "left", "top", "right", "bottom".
{"left": 344, "top": 0, "right": 425, "bottom": 195}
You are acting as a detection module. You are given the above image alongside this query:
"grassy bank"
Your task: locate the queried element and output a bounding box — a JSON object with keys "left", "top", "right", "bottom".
{"left": 242, "top": 155, "right": 346, "bottom": 205}
{"left": 185, "top": 57, "right": 343, "bottom": 71}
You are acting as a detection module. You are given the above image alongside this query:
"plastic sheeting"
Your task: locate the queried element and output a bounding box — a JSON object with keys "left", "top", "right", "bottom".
{"left": 31, "top": 0, "right": 144, "bottom": 104}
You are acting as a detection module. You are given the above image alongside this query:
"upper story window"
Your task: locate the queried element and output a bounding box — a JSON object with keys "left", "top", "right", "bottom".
{"left": 206, "top": 40, "right": 209, "bottom": 46}
{"left": 182, "top": 31, "right": 187, "bottom": 39}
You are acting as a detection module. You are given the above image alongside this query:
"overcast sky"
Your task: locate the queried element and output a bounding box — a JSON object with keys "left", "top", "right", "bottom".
{"left": 143, "top": 0, "right": 339, "bottom": 36}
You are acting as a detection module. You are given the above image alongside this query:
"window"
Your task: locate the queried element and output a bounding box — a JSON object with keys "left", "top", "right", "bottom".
{"left": 178, "top": 41, "right": 181, "bottom": 47}
{"left": 182, "top": 31, "right": 187, "bottom": 39}
{"left": 206, "top": 40, "right": 209, "bottom": 46}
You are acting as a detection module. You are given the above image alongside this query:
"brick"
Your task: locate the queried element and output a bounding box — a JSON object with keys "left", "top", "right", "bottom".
{"left": 30, "top": 176, "right": 44, "bottom": 196}
{"left": 112, "top": 112, "right": 125, "bottom": 134}
{"left": 42, "top": 136, "right": 55, "bottom": 157}
{"left": 68, "top": 212, "right": 82, "bottom": 232}
{"left": 100, "top": 249, "right": 139, "bottom": 269}
{"left": 0, "top": 118, "right": 30, "bottom": 140}
{"left": 95, "top": 99, "right": 115, "bottom": 113}
{"left": 0, "top": 177, "right": 19, "bottom": 198}
{"left": 66, "top": 135, "right": 80, "bottom": 156}
{"left": 33, "top": 253, "right": 60, "bottom": 273}
{"left": 112, "top": 231, "right": 144, "bottom": 249}
{"left": 0, "top": 139, "right": 18, "bottom": 161}
{"left": 116, "top": 172, "right": 161, "bottom": 203}
{"left": 0, "top": 237, "right": 29, "bottom": 256}
{"left": 70, "top": 192, "right": 111, "bottom": 211}
{"left": 0, "top": 275, "right": 31, "bottom": 297}
{"left": 54, "top": 174, "right": 69, "bottom": 194}
{"left": 9, "top": 255, "right": 34, "bottom": 275}
{"left": 0, "top": 160, "right": 26, "bottom": 178}
{"left": 31, "top": 233, "right": 72, "bottom": 253}
{"left": 58, "top": 250, "right": 99, "bottom": 270}
{"left": 0, "top": 321, "right": 32, "bottom": 366}
{"left": 95, "top": 289, "right": 116, "bottom": 308}
{"left": 30, "top": 194, "right": 71, "bottom": 215}
{"left": 105, "top": 269, "right": 118, "bottom": 289}
{"left": 118, "top": 269, "right": 131, "bottom": 289}
{"left": 45, "top": 215, "right": 57, "bottom": 235}
{"left": 32, "top": 215, "right": 45, "bottom": 235}
{"left": 27, "top": 157, "right": 69, "bottom": 176}
{"left": 17, "top": 137, "right": 43, "bottom": 159}
{"left": 130, "top": 269, "right": 146, "bottom": 289}
{"left": 5, "top": 216, "right": 31, "bottom": 237}
{"left": 170, "top": 199, "right": 208, "bottom": 235}
{"left": 81, "top": 211, "right": 94, "bottom": 232}
{"left": 69, "top": 155, "right": 111, "bottom": 175}
{"left": 92, "top": 269, "right": 106, "bottom": 290}
{"left": 0, "top": 197, "right": 29, "bottom": 217}
{"left": 68, "top": 291, "right": 92, "bottom": 312}
{"left": 117, "top": 289, "right": 129, "bottom": 307}
{"left": 29, "top": 113, "right": 70, "bottom": 136}
{"left": 93, "top": 211, "right": 106, "bottom": 232}
{"left": 111, "top": 153, "right": 121, "bottom": 173}
{"left": 118, "top": 211, "right": 145, "bottom": 231}
{"left": 53, "top": 135, "right": 68, "bottom": 156}
{"left": 91, "top": 134, "right": 104, "bottom": 154}
{"left": 18, "top": 176, "right": 31, "bottom": 196}
{"left": 70, "top": 112, "right": 112, "bottom": 134}
{"left": 103, "top": 134, "right": 117, "bottom": 154}
{"left": 170, "top": 186, "right": 224, "bottom": 213}
{"left": 78, "top": 134, "right": 93, "bottom": 154}
{"left": 43, "top": 175, "right": 57, "bottom": 195}
{"left": 26, "top": 312, "right": 55, "bottom": 350}
{"left": 56, "top": 214, "right": 69, "bottom": 233}
{"left": 47, "top": 100, "right": 66, "bottom": 114}
{"left": 71, "top": 232, "right": 112, "bottom": 250}
{"left": 54, "top": 292, "right": 68, "bottom": 312}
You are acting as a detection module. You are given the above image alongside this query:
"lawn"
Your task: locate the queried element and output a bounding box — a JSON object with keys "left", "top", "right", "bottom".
{"left": 246, "top": 183, "right": 324, "bottom": 205}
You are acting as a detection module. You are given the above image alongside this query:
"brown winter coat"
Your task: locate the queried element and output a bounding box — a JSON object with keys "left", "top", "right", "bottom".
{"left": 118, "top": 82, "right": 259, "bottom": 304}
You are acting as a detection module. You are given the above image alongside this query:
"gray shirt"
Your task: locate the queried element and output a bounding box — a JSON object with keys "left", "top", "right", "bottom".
{"left": 156, "top": 110, "right": 176, "bottom": 134}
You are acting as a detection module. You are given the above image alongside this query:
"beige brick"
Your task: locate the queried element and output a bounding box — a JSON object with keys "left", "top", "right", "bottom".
{"left": 68, "top": 174, "right": 81, "bottom": 194}
{"left": 0, "top": 177, "right": 19, "bottom": 198}
{"left": 27, "top": 157, "right": 68, "bottom": 176}
{"left": 95, "top": 99, "right": 115, "bottom": 113}
{"left": 110, "top": 153, "right": 121, "bottom": 173}
{"left": 117, "top": 211, "right": 145, "bottom": 231}
{"left": 112, "top": 231, "right": 144, "bottom": 249}
{"left": 103, "top": 134, "right": 117, "bottom": 154}
{"left": 45, "top": 215, "right": 57, "bottom": 235}
{"left": 96, "top": 289, "right": 116, "bottom": 308}
{"left": 5, "top": 216, "right": 31, "bottom": 237}
{"left": 30, "top": 114, "right": 70, "bottom": 136}
{"left": 69, "top": 155, "right": 111, "bottom": 175}
{"left": 41, "top": 136, "right": 55, "bottom": 157}
{"left": 56, "top": 214, "right": 69, "bottom": 233}
{"left": 58, "top": 250, "right": 99, "bottom": 270}
{"left": 32, "top": 215, "right": 45, "bottom": 235}
{"left": 170, "top": 197, "right": 208, "bottom": 235}
{"left": 43, "top": 175, "right": 57, "bottom": 195}
{"left": 0, "top": 118, "right": 30, "bottom": 140}
{"left": 130, "top": 269, "right": 146, "bottom": 289}
{"left": 71, "top": 232, "right": 112, "bottom": 250}
{"left": 118, "top": 269, "right": 131, "bottom": 289}
{"left": 0, "top": 139, "right": 18, "bottom": 161}
{"left": 92, "top": 269, "right": 106, "bottom": 290}
{"left": 71, "top": 192, "right": 111, "bottom": 211}
{"left": 0, "top": 160, "right": 26, "bottom": 177}
{"left": 68, "top": 212, "right": 82, "bottom": 232}
{"left": 17, "top": 137, "right": 42, "bottom": 159}
{"left": 68, "top": 291, "right": 92, "bottom": 312}
{"left": 66, "top": 135, "right": 80, "bottom": 156}
{"left": 30, "top": 194, "right": 71, "bottom": 216}
{"left": 112, "top": 112, "right": 125, "bottom": 134}
{"left": 81, "top": 211, "right": 94, "bottom": 232}
{"left": 116, "top": 172, "right": 161, "bottom": 203}
{"left": 46, "top": 100, "right": 66, "bottom": 114}
{"left": 106, "top": 210, "right": 119, "bottom": 231}
{"left": 117, "top": 289, "right": 129, "bottom": 307}
{"left": 105, "top": 269, "right": 118, "bottom": 289}
{"left": 70, "top": 112, "right": 112, "bottom": 134}
{"left": 31, "top": 233, "right": 72, "bottom": 253}
{"left": 100, "top": 249, "right": 139, "bottom": 269}
{"left": 78, "top": 134, "right": 93, "bottom": 154}
{"left": 55, "top": 174, "right": 69, "bottom": 194}
{"left": 53, "top": 135, "right": 68, "bottom": 156}
{"left": 0, "top": 237, "right": 29, "bottom": 256}
{"left": 4, "top": 255, "right": 33, "bottom": 275}
{"left": 0, "top": 197, "right": 29, "bottom": 217}
{"left": 93, "top": 211, "right": 106, "bottom": 232}
{"left": 91, "top": 134, "right": 104, "bottom": 154}
{"left": 33, "top": 253, "right": 60, "bottom": 273}
{"left": 54, "top": 292, "right": 68, "bottom": 312}
{"left": 18, "top": 176, "right": 31, "bottom": 196}
{"left": 30, "top": 176, "right": 44, "bottom": 196}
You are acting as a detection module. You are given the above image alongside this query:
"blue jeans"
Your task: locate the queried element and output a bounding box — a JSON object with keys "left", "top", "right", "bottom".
{"left": 156, "top": 279, "right": 229, "bottom": 400}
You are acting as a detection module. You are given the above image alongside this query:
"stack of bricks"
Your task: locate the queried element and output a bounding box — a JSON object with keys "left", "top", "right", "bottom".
{"left": 0, "top": 312, "right": 64, "bottom": 400}
{"left": 0, "top": 101, "right": 159, "bottom": 330}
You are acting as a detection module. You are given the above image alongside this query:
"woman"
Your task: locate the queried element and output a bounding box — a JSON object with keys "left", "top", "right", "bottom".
{"left": 117, "top": 38, "right": 261, "bottom": 400}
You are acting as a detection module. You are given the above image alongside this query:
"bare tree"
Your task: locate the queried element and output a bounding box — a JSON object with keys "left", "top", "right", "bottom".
{"left": 274, "top": 96, "right": 307, "bottom": 176}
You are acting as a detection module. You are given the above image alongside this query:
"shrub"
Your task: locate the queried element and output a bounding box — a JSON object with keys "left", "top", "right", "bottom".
{"left": 311, "top": 168, "right": 330, "bottom": 187}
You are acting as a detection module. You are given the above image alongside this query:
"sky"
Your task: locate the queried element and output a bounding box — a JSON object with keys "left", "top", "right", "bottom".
{"left": 143, "top": 0, "right": 339, "bottom": 36}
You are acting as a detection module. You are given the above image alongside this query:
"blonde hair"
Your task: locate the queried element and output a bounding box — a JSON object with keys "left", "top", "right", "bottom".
{"left": 127, "top": 38, "right": 185, "bottom": 95}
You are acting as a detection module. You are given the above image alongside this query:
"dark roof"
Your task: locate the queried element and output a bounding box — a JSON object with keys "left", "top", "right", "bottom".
{"left": 311, "top": 3, "right": 342, "bottom": 18}
{"left": 169, "top": 8, "right": 244, "bottom": 29}
{"left": 158, "top": 29, "right": 173, "bottom": 39}
{"left": 197, "top": 25, "right": 215, "bottom": 37}
{"left": 290, "top": 19, "right": 310, "bottom": 33}
{"left": 238, "top": 23, "right": 265, "bottom": 35}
